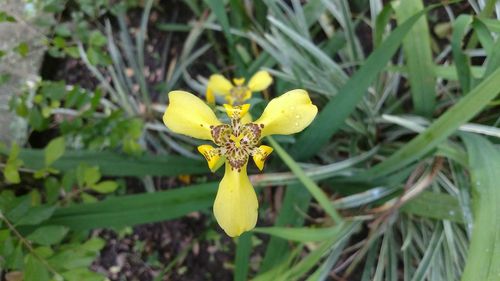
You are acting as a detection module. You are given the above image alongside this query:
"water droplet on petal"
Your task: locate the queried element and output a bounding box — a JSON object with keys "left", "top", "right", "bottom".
{"left": 295, "top": 114, "right": 300, "bottom": 119}
{"left": 295, "top": 122, "right": 299, "bottom": 127}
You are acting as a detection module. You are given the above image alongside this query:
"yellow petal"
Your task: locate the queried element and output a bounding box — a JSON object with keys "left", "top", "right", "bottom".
{"left": 197, "top": 145, "right": 224, "bottom": 172}
{"left": 252, "top": 145, "right": 273, "bottom": 171}
{"left": 254, "top": 89, "right": 318, "bottom": 137}
{"left": 233, "top": 77, "right": 245, "bottom": 86}
{"left": 223, "top": 104, "right": 250, "bottom": 119}
{"left": 208, "top": 74, "right": 233, "bottom": 96}
{"left": 241, "top": 112, "right": 253, "bottom": 124}
{"left": 163, "top": 91, "right": 221, "bottom": 140}
{"left": 213, "top": 163, "right": 258, "bottom": 237}
{"left": 206, "top": 87, "right": 215, "bottom": 105}
{"left": 247, "top": 70, "right": 273, "bottom": 92}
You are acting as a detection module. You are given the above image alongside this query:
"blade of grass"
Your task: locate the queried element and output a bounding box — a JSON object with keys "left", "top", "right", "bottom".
{"left": 205, "top": 0, "right": 246, "bottom": 76}
{"left": 291, "top": 8, "right": 432, "bottom": 160}
{"left": 401, "top": 191, "right": 464, "bottom": 223}
{"left": 267, "top": 137, "right": 343, "bottom": 224}
{"left": 45, "top": 182, "right": 217, "bottom": 230}
{"left": 361, "top": 66, "right": 500, "bottom": 179}
{"left": 451, "top": 15, "right": 473, "bottom": 94}
{"left": 410, "top": 223, "right": 444, "bottom": 281}
{"left": 394, "top": 0, "right": 436, "bottom": 117}
{"left": 253, "top": 222, "right": 352, "bottom": 242}
{"left": 235, "top": 232, "right": 252, "bottom": 281}
{"left": 7, "top": 149, "right": 207, "bottom": 177}
{"left": 461, "top": 134, "right": 500, "bottom": 281}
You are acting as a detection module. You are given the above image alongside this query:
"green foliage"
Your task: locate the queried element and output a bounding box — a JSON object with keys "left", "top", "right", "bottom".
{"left": 2, "top": 0, "right": 500, "bottom": 279}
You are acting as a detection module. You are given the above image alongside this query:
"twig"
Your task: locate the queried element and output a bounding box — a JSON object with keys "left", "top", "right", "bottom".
{"left": 0, "top": 212, "right": 63, "bottom": 280}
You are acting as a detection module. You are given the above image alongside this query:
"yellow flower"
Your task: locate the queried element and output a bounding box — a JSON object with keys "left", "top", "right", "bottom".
{"left": 163, "top": 89, "right": 317, "bottom": 237}
{"left": 206, "top": 70, "right": 273, "bottom": 105}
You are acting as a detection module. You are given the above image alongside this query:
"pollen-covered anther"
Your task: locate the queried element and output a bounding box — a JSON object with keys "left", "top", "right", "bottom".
{"left": 252, "top": 145, "right": 273, "bottom": 171}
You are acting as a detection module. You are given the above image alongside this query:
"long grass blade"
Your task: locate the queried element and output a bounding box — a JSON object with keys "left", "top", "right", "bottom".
{"left": 46, "top": 182, "right": 217, "bottom": 230}
{"left": 461, "top": 134, "right": 500, "bottom": 281}
{"left": 394, "top": 0, "right": 436, "bottom": 116}
{"left": 5, "top": 149, "right": 207, "bottom": 176}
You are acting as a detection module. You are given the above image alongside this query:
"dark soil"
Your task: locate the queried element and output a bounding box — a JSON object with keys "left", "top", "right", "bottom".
{"left": 90, "top": 214, "right": 234, "bottom": 281}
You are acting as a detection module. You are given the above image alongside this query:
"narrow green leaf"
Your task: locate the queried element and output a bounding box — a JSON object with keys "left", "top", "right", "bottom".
{"left": 478, "top": 17, "right": 500, "bottom": 32}
{"left": 205, "top": 0, "right": 246, "bottom": 75}
{"left": 461, "top": 134, "right": 500, "bottom": 281}
{"left": 483, "top": 35, "right": 500, "bottom": 78}
{"left": 234, "top": 232, "right": 252, "bottom": 281}
{"left": 1, "top": 149, "right": 207, "bottom": 177}
{"left": 410, "top": 223, "right": 444, "bottom": 281}
{"left": 374, "top": 4, "right": 394, "bottom": 47}
{"left": 291, "top": 8, "right": 431, "bottom": 160}
{"left": 45, "top": 182, "right": 217, "bottom": 230}
{"left": 451, "top": 15, "right": 473, "bottom": 93}
{"left": 394, "top": 0, "right": 436, "bottom": 116}
{"left": 401, "top": 191, "right": 463, "bottom": 223}
{"left": 254, "top": 222, "right": 354, "bottom": 242}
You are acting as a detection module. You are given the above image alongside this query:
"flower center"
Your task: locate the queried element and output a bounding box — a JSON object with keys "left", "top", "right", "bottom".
{"left": 228, "top": 86, "right": 251, "bottom": 105}
{"left": 210, "top": 105, "right": 263, "bottom": 171}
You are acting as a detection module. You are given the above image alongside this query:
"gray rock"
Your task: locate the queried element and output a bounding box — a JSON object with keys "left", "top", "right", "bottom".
{"left": 0, "top": 0, "right": 47, "bottom": 144}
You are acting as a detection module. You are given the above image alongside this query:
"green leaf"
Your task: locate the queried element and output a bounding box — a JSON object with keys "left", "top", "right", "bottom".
{"left": 253, "top": 222, "right": 356, "bottom": 242}
{"left": 90, "top": 181, "right": 118, "bottom": 194}
{"left": 44, "top": 137, "right": 65, "bottom": 167}
{"left": 394, "top": 0, "right": 436, "bottom": 116}
{"left": 27, "top": 225, "right": 69, "bottom": 246}
{"left": 5, "top": 149, "right": 207, "bottom": 177}
{"left": 401, "top": 191, "right": 463, "bottom": 223}
{"left": 4, "top": 161, "right": 21, "bottom": 184}
{"left": 24, "top": 254, "right": 50, "bottom": 281}
{"left": 291, "top": 7, "right": 432, "bottom": 160}
{"left": 78, "top": 165, "right": 100, "bottom": 186}
{"left": 88, "top": 30, "right": 107, "bottom": 47}
{"left": 16, "top": 206, "right": 56, "bottom": 226}
{"left": 461, "top": 134, "right": 500, "bottom": 281}
{"left": 45, "top": 182, "right": 218, "bottom": 231}
{"left": 235, "top": 233, "right": 252, "bottom": 281}
{"left": 61, "top": 268, "right": 105, "bottom": 281}
{"left": 55, "top": 24, "right": 71, "bottom": 37}
{"left": 0, "top": 11, "right": 16, "bottom": 22}
{"left": 3, "top": 143, "right": 22, "bottom": 183}
{"left": 86, "top": 47, "right": 99, "bottom": 65}
{"left": 15, "top": 42, "right": 29, "bottom": 58}
{"left": 451, "top": 15, "right": 473, "bottom": 94}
